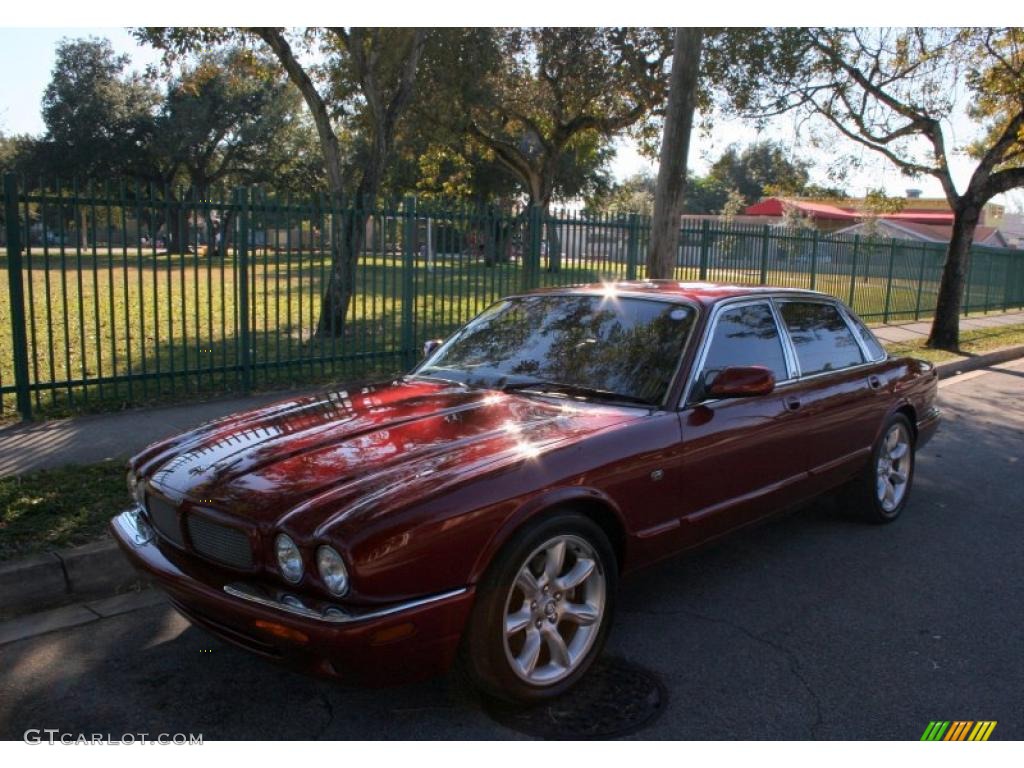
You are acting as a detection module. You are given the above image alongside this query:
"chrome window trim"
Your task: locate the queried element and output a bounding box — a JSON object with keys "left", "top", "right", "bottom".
{"left": 836, "top": 302, "right": 887, "bottom": 363}
{"left": 772, "top": 296, "right": 872, "bottom": 376}
{"left": 681, "top": 297, "right": 795, "bottom": 407}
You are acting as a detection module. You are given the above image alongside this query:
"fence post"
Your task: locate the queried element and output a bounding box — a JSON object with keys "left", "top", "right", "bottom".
{"left": 698, "top": 219, "right": 710, "bottom": 281}
{"left": 235, "top": 187, "right": 252, "bottom": 393}
{"left": 914, "top": 242, "right": 928, "bottom": 321}
{"left": 521, "top": 204, "right": 542, "bottom": 291}
{"left": 401, "top": 195, "right": 417, "bottom": 370}
{"left": 848, "top": 235, "right": 860, "bottom": 308}
{"left": 3, "top": 173, "right": 32, "bottom": 420}
{"left": 758, "top": 225, "right": 770, "bottom": 285}
{"left": 809, "top": 230, "right": 819, "bottom": 291}
{"left": 626, "top": 213, "right": 639, "bottom": 281}
{"left": 882, "top": 238, "right": 897, "bottom": 324}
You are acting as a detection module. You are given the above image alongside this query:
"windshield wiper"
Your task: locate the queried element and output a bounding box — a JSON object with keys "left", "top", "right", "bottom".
{"left": 500, "top": 380, "right": 655, "bottom": 406}
{"left": 405, "top": 372, "right": 469, "bottom": 389}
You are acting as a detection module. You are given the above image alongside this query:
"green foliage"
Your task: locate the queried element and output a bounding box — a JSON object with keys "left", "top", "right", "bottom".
{"left": 709, "top": 140, "right": 810, "bottom": 205}
{"left": 39, "top": 37, "right": 161, "bottom": 180}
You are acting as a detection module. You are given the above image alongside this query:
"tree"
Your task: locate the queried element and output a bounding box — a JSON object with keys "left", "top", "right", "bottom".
{"left": 726, "top": 27, "right": 1024, "bottom": 349}
{"left": 41, "top": 37, "right": 160, "bottom": 181}
{"left": 708, "top": 140, "right": 810, "bottom": 205}
{"left": 648, "top": 28, "right": 704, "bottom": 279}
{"left": 140, "top": 27, "right": 427, "bottom": 336}
{"left": 455, "top": 27, "right": 671, "bottom": 270}
{"left": 153, "top": 47, "right": 321, "bottom": 255}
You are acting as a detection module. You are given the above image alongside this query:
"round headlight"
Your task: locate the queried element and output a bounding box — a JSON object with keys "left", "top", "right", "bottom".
{"left": 275, "top": 534, "right": 304, "bottom": 583}
{"left": 316, "top": 546, "right": 349, "bottom": 597}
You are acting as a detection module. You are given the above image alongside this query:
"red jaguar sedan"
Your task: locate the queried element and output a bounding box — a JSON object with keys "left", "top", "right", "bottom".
{"left": 111, "top": 281, "right": 939, "bottom": 702}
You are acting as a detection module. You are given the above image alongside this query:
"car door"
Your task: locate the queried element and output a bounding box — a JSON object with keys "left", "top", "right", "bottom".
{"left": 676, "top": 300, "right": 813, "bottom": 545}
{"left": 773, "top": 299, "right": 884, "bottom": 495}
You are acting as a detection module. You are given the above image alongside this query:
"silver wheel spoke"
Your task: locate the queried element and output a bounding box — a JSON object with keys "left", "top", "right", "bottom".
{"left": 889, "top": 442, "right": 908, "bottom": 460}
{"left": 516, "top": 567, "right": 539, "bottom": 594}
{"left": 555, "top": 557, "right": 596, "bottom": 592}
{"left": 887, "top": 429, "right": 900, "bottom": 452}
{"left": 543, "top": 540, "right": 566, "bottom": 582}
{"left": 561, "top": 601, "right": 599, "bottom": 626}
{"left": 516, "top": 628, "right": 542, "bottom": 675}
{"left": 541, "top": 624, "right": 571, "bottom": 669}
{"left": 506, "top": 607, "right": 532, "bottom": 636}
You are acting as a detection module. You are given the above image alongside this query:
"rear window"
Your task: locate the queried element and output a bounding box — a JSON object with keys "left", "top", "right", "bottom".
{"left": 778, "top": 302, "right": 865, "bottom": 375}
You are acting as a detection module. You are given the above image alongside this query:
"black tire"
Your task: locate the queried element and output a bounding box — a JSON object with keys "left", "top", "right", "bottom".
{"left": 844, "top": 413, "right": 916, "bottom": 524}
{"left": 463, "top": 511, "right": 618, "bottom": 704}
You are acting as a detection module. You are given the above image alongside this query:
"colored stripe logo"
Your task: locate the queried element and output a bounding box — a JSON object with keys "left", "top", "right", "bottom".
{"left": 920, "top": 721, "right": 997, "bottom": 741}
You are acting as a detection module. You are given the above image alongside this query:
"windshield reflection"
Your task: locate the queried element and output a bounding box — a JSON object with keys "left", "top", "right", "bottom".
{"left": 415, "top": 294, "right": 696, "bottom": 405}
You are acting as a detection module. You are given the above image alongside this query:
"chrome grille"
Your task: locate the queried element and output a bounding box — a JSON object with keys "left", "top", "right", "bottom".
{"left": 147, "top": 494, "right": 185, "bottom": 547}
{"left": 186, "top": 515, "right": 254, "bottom": 569}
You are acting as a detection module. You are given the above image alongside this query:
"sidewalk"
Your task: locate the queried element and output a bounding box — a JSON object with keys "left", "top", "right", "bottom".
{"left": 2, "top": 310, "right": 1023, "bottom": 479}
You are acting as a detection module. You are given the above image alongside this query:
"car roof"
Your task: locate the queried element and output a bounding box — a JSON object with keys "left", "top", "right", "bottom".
{"left": 521, "top": 280, "right": 837, "bottom": 308}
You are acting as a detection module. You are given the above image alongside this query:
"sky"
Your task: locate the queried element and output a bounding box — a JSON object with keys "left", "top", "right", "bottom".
{"left": 1, "top": 27, "right": 1020, "bottom": 211}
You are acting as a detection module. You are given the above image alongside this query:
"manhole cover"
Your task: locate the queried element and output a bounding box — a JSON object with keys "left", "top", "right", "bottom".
{"left": 484, "top": 657, "right": 667, "bottom": 739}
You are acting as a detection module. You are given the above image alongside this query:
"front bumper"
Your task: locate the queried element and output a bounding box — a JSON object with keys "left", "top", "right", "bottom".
{"left": 110, "top": 509, "right": 475, "bottom": 685}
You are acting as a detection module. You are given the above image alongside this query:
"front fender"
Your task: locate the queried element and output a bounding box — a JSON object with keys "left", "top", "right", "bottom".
{"left": 467, "top": 485, "right": 627, "bottom": 585}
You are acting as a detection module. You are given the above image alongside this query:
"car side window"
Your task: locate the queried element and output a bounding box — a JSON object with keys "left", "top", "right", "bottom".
{"left": 847, "top": 312, "right": 887, "bottom": 361}
{"left": 778, "top": 302, "right": 866, "bottom": 375}
{"left": 699, "top": 303, "right": 789, "bottom": 391}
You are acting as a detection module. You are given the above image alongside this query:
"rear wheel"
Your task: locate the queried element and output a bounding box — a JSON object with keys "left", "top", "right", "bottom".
{"left": 464, "top": 512, "right": 617, "bottom": 703}
{"left": 846, "top": 413, "right": 915, "bottom": 523}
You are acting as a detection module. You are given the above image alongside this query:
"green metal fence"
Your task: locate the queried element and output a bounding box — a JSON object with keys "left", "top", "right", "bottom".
{"left": 3, "top": 174, "right": 1024, "bottom": 420}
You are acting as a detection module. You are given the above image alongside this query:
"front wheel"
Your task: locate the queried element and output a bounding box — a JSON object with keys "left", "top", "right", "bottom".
{"left": 463, "top": 513, "right": 617, "bottom": 703}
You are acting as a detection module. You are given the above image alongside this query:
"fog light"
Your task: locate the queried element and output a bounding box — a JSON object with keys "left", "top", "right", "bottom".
{"left": 275, "top": 534, "right": 304, "bottom": 583}
{"left": 128, "top": 508, "right": 155, "bottom": 545}
{"left": 316, "top": 546, "right": 350, "bottom": 597}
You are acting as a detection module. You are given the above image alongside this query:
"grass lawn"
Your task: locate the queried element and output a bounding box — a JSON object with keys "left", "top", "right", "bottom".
{"left": 0, "top": 460, "right": 128, "bottom": 561}
{"left": 886, "top": 322, "right": 1024, "bottom": 364}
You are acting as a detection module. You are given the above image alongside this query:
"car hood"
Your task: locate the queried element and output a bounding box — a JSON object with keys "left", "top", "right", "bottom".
{"left": 134, "top": 378, "right": 642, "bottom": 534}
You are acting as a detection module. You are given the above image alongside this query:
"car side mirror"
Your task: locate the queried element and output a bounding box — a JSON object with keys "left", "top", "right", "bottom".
{"left": 423, "top": 339, "right": 443, "bottom": 358}
{"left": 706, "top": 366, "right": 776, "bottom": 398}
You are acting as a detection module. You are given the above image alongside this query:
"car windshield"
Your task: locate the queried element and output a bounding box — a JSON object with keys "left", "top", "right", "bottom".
{"left": 414, "top": 293, "right": 697, "bottom": 406}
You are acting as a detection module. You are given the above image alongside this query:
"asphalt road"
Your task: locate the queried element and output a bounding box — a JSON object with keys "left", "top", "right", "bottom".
{"left": 1, "top": 359, "right": 1022, "bottom": 740}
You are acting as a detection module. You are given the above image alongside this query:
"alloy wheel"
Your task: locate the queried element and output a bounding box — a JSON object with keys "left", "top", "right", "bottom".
{"left": 502, "top": 534, "right": 606, "bottom": 686}
{"left": 876, "top": 422, "right": 911, "bottom": 512}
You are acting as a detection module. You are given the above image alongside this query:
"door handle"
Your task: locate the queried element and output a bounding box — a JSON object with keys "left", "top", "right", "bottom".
{"left": 868, "top": 375, "right": 883, "bottom": 390}
{"left": 784, "top": 396, "right": 802, "bottom": 412}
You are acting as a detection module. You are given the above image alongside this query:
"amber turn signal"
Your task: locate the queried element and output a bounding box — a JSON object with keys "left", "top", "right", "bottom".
{"left": 253, "top": 620, "right": 309, "bottom": 644}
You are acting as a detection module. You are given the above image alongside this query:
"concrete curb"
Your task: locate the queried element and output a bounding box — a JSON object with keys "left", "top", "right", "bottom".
{"left": 2, "top": 343, "right": 1022, "bottom": 621}
{"left": 933, "top": 344, "right": 1024, "bottom": 380}
{"left": 0, "top": 536, "right": 145, "bottom": 620}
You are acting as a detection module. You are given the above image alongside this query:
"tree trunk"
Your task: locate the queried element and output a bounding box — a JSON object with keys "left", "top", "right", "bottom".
{"left": 316, "top": 202, "right": 370, "bottom": 338}
{"left": 927, "top": 203, "right": 980, "bottom": 350}
{"left": 648, "top": 28, "right": 703, "bottom": 279}
{"left": 545, "top": 204, "right": 562, "bottom": 272}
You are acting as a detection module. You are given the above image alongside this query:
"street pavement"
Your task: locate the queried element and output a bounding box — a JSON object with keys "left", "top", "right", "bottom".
{"left": 0, "top": 359, "right": 1021, "bottom": 740}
